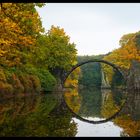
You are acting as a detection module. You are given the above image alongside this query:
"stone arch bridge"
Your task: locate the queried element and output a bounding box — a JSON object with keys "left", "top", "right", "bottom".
{"left": 61, "top": 59, "right": 125, "bottom": 87}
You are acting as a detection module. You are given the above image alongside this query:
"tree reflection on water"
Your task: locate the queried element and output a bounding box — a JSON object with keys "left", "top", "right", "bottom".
{"left": 64, "top": 87, "right": 140, "bottom": 137}
{"left": 0, "top": 88, "right": 139, "bottom": 137}
{"left": 0, "top": 93, "right": 77, "bottom": 137}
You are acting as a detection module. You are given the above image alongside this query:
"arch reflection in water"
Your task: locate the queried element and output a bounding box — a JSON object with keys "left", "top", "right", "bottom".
{"left": 63, "top": 61, "right": 127, "bottom": 124}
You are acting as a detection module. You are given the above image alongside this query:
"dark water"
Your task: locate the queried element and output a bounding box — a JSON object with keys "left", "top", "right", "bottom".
{"left": 64, "top": 87, "right": 127, "bottom": 122}
{"left": 0, "top": 88, "right": 140, "bottom": 137}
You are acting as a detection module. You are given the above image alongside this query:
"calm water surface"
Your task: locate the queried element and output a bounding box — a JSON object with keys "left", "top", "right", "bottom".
{"left": 0, "top": 87, "right": 140, "bottom": 137}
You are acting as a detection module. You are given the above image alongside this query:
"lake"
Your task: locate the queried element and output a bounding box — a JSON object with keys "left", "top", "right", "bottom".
{"left": 0, "top": 87, "right": 140, "bottom": 137}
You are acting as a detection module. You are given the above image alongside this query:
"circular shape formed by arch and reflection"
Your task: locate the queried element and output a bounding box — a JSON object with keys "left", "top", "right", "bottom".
{"left": 62, "top": 59, "right": 127, "bottom": 124}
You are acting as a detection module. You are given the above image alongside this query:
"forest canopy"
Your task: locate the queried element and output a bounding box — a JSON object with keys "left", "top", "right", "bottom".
{"left": 0, "top": 3, "right": 77, "bottom": 94}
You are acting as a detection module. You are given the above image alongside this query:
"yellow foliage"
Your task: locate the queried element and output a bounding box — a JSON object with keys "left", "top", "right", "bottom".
{"left": 103, "top": 32, "right": 140, "bottom": 83}
{"left": 0, "top": 81, "right": 14, "bottom": 94}
{"left": 64, "top": 88, "right": 81, "bottom": 113}
{"left": 0, "top": 3, "right": 43, "bottom": 67}
{"left": 101, "top": 92, "right": 120, "bottom": 118}
{"left": 114, "top": 115, "right": 140, "bottom": 136}
{"left": 64, "top": 67, "right": 81, "bottom": 88}
{"left": 0, "top": 69, "right": 7, "bottom": 82}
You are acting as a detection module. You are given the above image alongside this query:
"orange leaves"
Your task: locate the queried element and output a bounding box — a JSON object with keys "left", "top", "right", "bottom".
{"left": 114, "top": 115, "right": 140, "bottom": 136}
{"left": 18, "top": 35, "right": 35, "bottom": 47}
{"left": 64, "top": 88, "right": 81, "bottom": 114}
{"left": 65, "top": 79, "right": 78, "bottom": 88}
{"left": 103, "top": 32, "right": 140, "bottom": 71}
{"left": 0, "top": 50, "right": 8, "bottom": 57}
{"left": 102, "top": 32, "right": 140, "bottom": 84}
{"left": 0, "top": 14, "right": 35, "bottom": 48}
{"left": 0, "top": 3, "right": 44, "bottom": 67}
{"left": 64, "top": 67, "right": 81, "bottom": 88}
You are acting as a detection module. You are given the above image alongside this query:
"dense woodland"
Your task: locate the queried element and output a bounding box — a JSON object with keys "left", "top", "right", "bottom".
{"left": 0, "top": 3, "right": 140, "bottom": 95}
{"left": 0, "top": 3, "right": 77, "bottom": 95}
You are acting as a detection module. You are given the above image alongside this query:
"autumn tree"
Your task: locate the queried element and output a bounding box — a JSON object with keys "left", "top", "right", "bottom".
{"left": 102, "top": 31, "right": 140, "bottom": 84}
{"left": 0, "top": 3, "right": 45, "bottom": 67}
{"left": 0, "top": 3, "right": 57, "bottom": 93}
{"left": 36, "top": 26, "right": 78, "bottom": 84}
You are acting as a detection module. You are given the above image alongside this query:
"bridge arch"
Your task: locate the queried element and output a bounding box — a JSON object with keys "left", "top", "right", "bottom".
{"left": 62, "top": 59, "right": 127, "bottom": 124}
{"left": 62, "top": 59, "right": 125, "bottom": 87}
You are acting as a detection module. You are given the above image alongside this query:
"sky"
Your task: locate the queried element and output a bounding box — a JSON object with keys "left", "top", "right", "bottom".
{"left": 36, "top": 3, "right": 140, "bottom": 56}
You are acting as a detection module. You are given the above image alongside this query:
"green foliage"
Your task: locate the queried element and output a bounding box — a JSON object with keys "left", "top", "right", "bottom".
{"left": 1, "top": 66, "right": 42, "bottom": 94}
{"left": 0, "top": 94, "right": 77, "bottom": 137}
{"left": 34, "top": 3, "right": 46, "bottom": 8}
{"left": 1, "top": 4, "right": 77, "bottom": 94}
{"left": 35, "top": 69, "right": 57, "bottom": 92}
{"left": 119, "top": 33, "right": 135, "bottom": 47}
{"left": 17, "top": 64, "right": 56, "bottom": 92}
{"left": 79, "top": 63, "right": 101, "bottom": 87}
{"left": 31, "top": 26, "right": 77, "bottom": 76}
{"left": 31, "top": 35, "right": 49, "bottom": 68}
{"left": 77, "top": 55, "right": 103, "bottom": 87}
{"left": 78, "top": 87, "right": 102, "bottom": 117}
{"left": 45, "top": 25, "right": 77, "bottom": 71}
{"left": 111, "top": 71, "right": 126, "bottom": 88}
{"left": 23, "top": 64, "right": 57, "bottom": 92}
